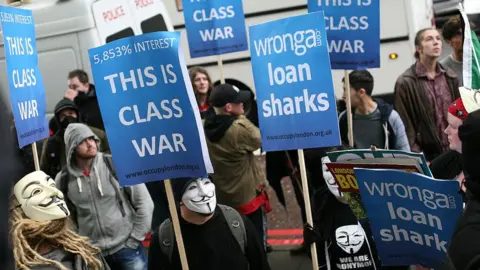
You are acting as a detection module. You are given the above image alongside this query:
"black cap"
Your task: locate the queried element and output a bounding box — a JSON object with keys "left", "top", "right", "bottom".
{"left": 459, "top": 109, "right": 480, "bottom": 198}
{"left": 209, "top": 84, "right": 251, "bottom": 107}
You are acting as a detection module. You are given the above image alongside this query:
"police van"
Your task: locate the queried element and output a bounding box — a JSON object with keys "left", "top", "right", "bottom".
{"left": 0, "top": 0, "right": 174, "bottom": 116}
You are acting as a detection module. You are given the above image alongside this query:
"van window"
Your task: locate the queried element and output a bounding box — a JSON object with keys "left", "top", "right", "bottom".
{"left": 106, "top": 27, "right": 135, "bottom": 43}
{"left": 141, "top": 14, "right": 168, "bottom": 33}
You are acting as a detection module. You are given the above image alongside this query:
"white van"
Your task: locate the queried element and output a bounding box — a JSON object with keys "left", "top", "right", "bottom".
{"left": 164, "top": 0, "right": 435, "bottom": 105}
{"left": 0, "top": 0, "right": 175, "bottom": 117}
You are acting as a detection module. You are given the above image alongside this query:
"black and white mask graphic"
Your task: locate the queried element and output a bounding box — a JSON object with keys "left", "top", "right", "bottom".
{"left": 335, "top": 225, "right": 366, "bottom": 254}
{"left": 182, "top": 178, "right": 217, "bottom": 215}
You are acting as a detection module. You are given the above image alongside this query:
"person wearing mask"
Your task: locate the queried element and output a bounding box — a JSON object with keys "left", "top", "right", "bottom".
{"left": 394, "top": 28, "right": 460, "bottom": 161}
{"left": 443, "top": 109, "right": 480, "bottom": 270}
{"left": 340, "top": 70, "right": 410, "bottom": 151}
{"left": 10, "top": 170, "right": 109, "bottom": 270}
{"left": 40, "top": 99, "right": 109, "bottom": 178}
{"left": 204, "top": 84, "right": 270, "bottom": 249}
{"left": 148, "top": 177, "right": 271, "bottom": 270}
{"left": 64, "top": 69, "right": 105, "bottom": 131}
{"left": 303, "top": 146, "right": 383, "bottom": 270}
{"left": 441, "top": 16, "right": 465, "bottom": 86}
{"left": 189, "top": 66, "right": 214, "bottom": 119}
{"left": 55, "top": 123, "right": 153, "bottom": 270}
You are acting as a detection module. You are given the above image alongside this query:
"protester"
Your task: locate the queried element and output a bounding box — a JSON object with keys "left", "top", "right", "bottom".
{"left": 304, "top": 145, "right": 413, "bottom": 269}
{"left": 340, "top": 70, "right": 410, "bottom": 151}
{"left": 204, "top": 84, "right": 270, "bottom": 249}
{"left": 443, "top": 109, "right": 480, "bottom": 269}
{"left": 303, "top": 146, "right": 382, "bottom": 270}
{"left": 394, "top": 28, "right": 460, "bottom": 161}
{"left": 441, "top": 16, "right": 464, "bottom": 86}
{"left": 40, "top": 99, "right": 109, "bottom": 178}
{"left": 65, "top": 69, "right": 105, "bottom": 131}
{"left": 55, "top": 123, "right": 153, "bottom": 270}
{"left": 11, "top": 170, "right": 109, "bottom": 270}
{"left": 430, "top": 98, "right": 469, "bottom": 189}
{"left": 189, "top": 66, "right": 214, "bottom": 119}
{"left": 148, "top": 177, "right": 271, "bottom": 270}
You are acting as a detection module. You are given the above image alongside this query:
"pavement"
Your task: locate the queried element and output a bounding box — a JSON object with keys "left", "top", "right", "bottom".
{"left": 268, "top": 251, "right": 313, "bottom": 270}
{"left": 257, "top": 155, "right": 315, "bottom": 269}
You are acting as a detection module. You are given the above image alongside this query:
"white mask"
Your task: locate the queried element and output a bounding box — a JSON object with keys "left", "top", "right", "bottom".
{"left": 14, "top": 171, "right": 70, "bottom": 222}
{"left": 322, "top": 156, "right": 348, "bottom": 204}
{"left": 182, "top": 178, "right": 217, "bottom": 215}
{"left": 335, "top": 224, "right": 366, "bottom": 254}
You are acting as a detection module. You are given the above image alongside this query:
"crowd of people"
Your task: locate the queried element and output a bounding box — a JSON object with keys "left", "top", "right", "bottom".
{"left": 0, "top": 15, "right": 479, "bottom": 270}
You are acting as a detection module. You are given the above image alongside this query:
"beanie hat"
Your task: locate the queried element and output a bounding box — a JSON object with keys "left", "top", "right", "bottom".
{"left": 170, "top": 178, "right": 198, "bottom": 203}
{"left": 459, "top": 109, "right": 480, "bottom": 198}
{"left": 54, "top": 99, "right": 79, "bottom": 123}
{"left": 448, "top": 97, "right": 469, "bottom": 121}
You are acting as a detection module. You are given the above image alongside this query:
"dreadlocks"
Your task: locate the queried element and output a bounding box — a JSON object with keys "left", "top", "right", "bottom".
{"left": 10, "top": 197, "right": 103, "bottom": 270}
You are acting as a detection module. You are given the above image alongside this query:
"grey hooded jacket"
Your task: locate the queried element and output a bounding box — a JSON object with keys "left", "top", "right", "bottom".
{"left": 55, "top": 123, "right": 154, "bottom": 256}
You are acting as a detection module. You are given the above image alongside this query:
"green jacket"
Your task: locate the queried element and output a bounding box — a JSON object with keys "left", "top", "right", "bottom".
{"left": 40, "top": 125, "right": 110, "bottom": 178}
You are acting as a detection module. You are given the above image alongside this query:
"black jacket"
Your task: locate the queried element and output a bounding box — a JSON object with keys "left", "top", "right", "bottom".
{"left": 74, "top": 84, "right": 105, "bottom": 131}
{"left": 148, "top": 207, "right": 270, "bottom": 270}
{"left": 443, "top": 196, "right": 480, "bottom": 270}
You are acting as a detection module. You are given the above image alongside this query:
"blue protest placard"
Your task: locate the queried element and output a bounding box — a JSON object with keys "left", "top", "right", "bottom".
{"left": 308, "top": 0, "right": 380, "bottom": 70}
{"left": 0, "top": 6, "right": 49, "bottom": 148}
{"left": 182, "top": 0, "right": 248, "bottom": 58}
{"left": 249, "top": 11, "right": 341, "bottom": 151}
{"left": 355, "top": 169, "right": 462, "bottom": 268}
{"left": 88, "top": 31, "right": 213, "bottom": 186}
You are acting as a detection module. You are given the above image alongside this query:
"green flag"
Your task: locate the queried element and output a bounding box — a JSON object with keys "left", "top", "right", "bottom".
{"left": 460, "top": 5, "right": 480, "bottom": 89}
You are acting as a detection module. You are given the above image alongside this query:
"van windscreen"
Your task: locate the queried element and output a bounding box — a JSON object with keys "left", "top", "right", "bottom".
{"left": 106, "top": 28, "right": 135, "bottom": 43}
{"left": 141, "top": 14, "right": 168, "bottom": 33}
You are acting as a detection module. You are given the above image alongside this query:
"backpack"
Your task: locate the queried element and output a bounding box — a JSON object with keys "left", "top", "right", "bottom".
{"left": 158, "top": 204, "right": 247, "bottom": 263}
{"left": 58, "top": 153, "right": 134, "bottom": 224}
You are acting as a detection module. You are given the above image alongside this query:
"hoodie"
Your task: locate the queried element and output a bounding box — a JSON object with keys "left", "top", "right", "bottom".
{"left": 203, "top": 113, "right": 266, "bottom": 208}
{"left": 40, "top": 99, "right": 110, "bottom": 178}
{"left": 55, "top": 123, "right": 154, "bottom": 256}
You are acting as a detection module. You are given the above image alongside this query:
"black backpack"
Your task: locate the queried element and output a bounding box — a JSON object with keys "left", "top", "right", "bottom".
{"left": 158, "top": 205, "right": 247, "bottom": 263}
{"left": 58, "top": 154, "right": 134, "bottom": 225}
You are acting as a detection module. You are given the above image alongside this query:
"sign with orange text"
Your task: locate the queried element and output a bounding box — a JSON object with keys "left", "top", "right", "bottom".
{"left": 327, "top": 162, "right": 421, "bottom": 193}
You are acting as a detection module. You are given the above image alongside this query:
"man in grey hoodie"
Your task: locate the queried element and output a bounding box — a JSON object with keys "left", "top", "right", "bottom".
{"left": 55, "top": 123, "right": 154, "bottom": 270}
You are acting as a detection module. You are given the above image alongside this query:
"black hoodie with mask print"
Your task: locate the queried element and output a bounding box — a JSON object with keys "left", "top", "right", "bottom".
{"left": 40, "top": 99, "right": 110, "bottom": 178}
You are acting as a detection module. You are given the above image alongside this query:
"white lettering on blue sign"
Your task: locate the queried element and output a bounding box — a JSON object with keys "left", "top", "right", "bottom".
{"left": 248, "top": 11, "right": 341, "bottom": 151}
{"left": 88, "top": 31, "right": 212, "bottom": 185}
{"left": 308, "top": 0, "right": 379, "bottom": 69}
{"left": 0, "top": 6, "right": 49, "bottom": 147}
{"left": 182, "top": 0, "right": 248, "bottom": 58}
